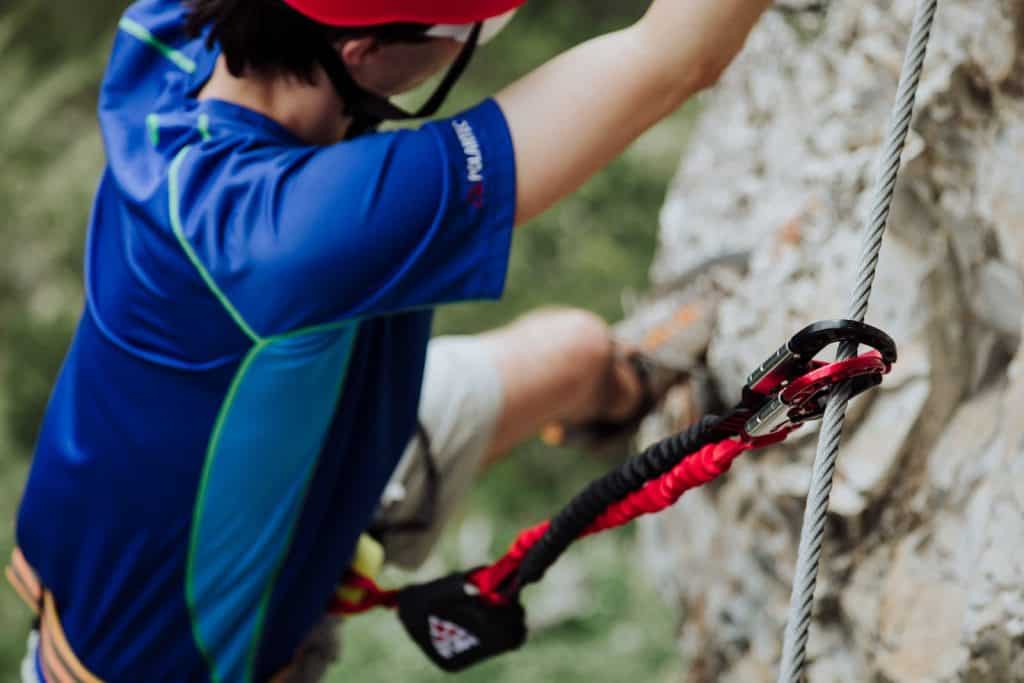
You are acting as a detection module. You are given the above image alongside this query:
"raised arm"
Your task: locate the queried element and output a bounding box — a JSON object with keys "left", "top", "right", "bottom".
{"left": 496, "top": 0, "right": 772, "bottom": 225}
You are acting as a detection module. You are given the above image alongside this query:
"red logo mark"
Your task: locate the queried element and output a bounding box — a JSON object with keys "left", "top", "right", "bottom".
{"left": 466, "top": 182, "right": 485, "bottom": 209}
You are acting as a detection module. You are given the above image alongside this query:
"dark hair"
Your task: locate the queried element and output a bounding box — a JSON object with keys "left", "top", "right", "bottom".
{"left": 186, "top": 0, "right": 431, "bottom": 83}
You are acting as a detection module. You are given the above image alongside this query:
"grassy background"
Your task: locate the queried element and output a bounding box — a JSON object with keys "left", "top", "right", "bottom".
{"left": 0, "top": 2, "right": 697, "bottom": 680}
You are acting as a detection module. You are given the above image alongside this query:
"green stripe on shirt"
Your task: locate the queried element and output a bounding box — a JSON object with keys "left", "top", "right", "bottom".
{"left": 119, "top": 17, "right": 197, "bottom": 74}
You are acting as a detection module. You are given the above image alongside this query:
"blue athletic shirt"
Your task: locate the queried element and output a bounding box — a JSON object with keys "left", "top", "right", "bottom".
{"left": 15, "top": 1, "right": 516, "bottom": 680}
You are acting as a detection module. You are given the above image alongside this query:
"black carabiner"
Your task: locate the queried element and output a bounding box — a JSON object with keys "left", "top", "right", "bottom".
{"left": 744, "top": 319, "right": 897, "bottom": 396}
{"left": 741, "top": 320, "right": 898, "bottom": 439}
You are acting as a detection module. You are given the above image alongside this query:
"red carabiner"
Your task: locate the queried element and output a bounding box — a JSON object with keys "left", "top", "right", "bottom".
{"left": 740, "top": 321, "right": 896, "bottom": 439}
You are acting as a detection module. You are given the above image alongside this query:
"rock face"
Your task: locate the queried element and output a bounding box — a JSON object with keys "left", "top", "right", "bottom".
{"left": 639, "top": 1, "right": 1024, "bottom": 680}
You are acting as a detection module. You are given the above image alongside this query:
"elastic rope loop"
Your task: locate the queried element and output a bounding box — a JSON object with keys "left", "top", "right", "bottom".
{"left": 468, "top": 419, "right": 792, "bottom": 604}
{"left": 329, "top": 572, "right": 399, "bottom": 615}
{"left": 510, "top": 416, "right": 723, "bottom": 593}
{"left": 582, "top": 438, "right": 750, "bottom": 535}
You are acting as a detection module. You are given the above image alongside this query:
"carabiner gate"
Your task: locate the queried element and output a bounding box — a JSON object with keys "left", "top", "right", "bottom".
{"left": 741, "top": 320, "right": 897, "bottom": 439}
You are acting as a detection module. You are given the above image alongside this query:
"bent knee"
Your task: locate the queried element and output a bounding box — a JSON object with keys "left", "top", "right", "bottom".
{"left": 558, "top": 309, "right": 613, "bottom": 366}
{"left": 489, "top": 307, "right": 615, "bottom": 380}
{"left": 540, "top": 309, "right": 615, "bottom": 396}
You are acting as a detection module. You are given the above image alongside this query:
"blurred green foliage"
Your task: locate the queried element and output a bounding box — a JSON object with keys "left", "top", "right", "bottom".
{"left": 0, "top": 1, "right": 696, "bottom": 680}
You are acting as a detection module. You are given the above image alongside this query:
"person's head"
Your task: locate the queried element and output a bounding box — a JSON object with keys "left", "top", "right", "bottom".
{"left": 187, "top": 0, "right": 523, "bottom": 136}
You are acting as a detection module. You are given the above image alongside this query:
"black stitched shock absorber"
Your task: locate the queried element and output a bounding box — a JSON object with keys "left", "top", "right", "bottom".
{"left": 511, "top": 416, "right": 723, "bottom": 593}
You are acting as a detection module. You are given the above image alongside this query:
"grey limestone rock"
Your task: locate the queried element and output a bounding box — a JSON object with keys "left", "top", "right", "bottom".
{"left": 639, "top": 1, "right": 1024, "bottom": 680}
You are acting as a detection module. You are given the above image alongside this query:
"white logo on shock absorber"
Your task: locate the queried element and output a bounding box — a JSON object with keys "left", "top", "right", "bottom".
{"left": 428, "top": 615, "right": 481, "bottom": 660}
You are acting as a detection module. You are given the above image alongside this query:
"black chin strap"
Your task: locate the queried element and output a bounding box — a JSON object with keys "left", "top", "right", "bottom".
{"left": 318, "top": 23, "right": 483, "bottom": 140}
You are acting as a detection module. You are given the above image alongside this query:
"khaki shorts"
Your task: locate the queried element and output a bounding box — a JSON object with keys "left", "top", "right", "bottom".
{"left": 373, "top": 335, "right": 504, "bottom": 569}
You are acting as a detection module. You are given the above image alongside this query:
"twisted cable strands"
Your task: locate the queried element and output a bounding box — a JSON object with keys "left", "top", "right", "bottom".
{"left": 776, "top": 1, "right": 939, "bottom": 681}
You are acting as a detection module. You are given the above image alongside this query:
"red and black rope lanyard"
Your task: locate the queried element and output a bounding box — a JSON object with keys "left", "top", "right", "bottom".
{"left": 334, "top": 319, "right": 897, "bottom": 672}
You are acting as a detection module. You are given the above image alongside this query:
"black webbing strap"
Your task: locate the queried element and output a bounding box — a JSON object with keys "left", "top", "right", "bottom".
{"left": 315, "top": 23, "right": 483, "bottom": 139}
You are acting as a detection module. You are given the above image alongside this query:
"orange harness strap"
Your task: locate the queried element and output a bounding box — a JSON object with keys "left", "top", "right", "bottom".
{"left": 6, "top": 548, "right": 104, "bottom": 683}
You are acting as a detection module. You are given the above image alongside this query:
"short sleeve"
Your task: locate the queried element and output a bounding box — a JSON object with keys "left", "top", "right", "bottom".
{"left": 219, "top": 98, "right": 517, "bottom": 335}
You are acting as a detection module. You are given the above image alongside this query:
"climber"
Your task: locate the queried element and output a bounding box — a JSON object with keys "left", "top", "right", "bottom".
{"left": 9, "top": 0, "right": 773, "bottom": 681}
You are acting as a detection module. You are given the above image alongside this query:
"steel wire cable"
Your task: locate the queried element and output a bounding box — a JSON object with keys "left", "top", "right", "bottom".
{"left": 776, "top": 1, "right": 939, "bottom": 680}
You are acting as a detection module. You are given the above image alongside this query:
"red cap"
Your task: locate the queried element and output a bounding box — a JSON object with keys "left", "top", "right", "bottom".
{"left": 279, "top": 0, "right": 527, "bottom": 27}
